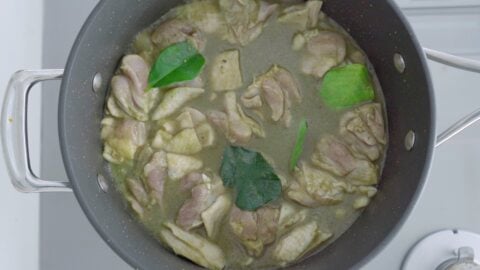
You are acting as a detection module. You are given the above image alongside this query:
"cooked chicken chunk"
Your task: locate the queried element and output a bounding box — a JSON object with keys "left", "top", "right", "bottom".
{"left": 144, "top": 151, "right": 168, "bottom": 206}
{"left": 108, "top": 55, "right": 158, "bottom": 121}
{"left": 340, "top": 103, "right": 386, "bottom": 161}
{"left": 177, "top": 173, "right": 225, "bottom": 230}
{"left": 294, "top": 30, "right": 346, "bottom": 78}
{"left": 241, "top": 66, "right": 301, "bottom": 127}
{"left": 166, "top": 153, "right": 203, "bottom": 180}
{"left": 161, "top": 222, "right": 226, "bottom": 270}
{"left": 101, "top": 118, "right": 147, "bottom": 164}
{"left": 210, "top": 50, "right": 243, "bottom": 91}
{"left": 229, "top": 205, "right": 280, "bottom": 256}
{"left": 287, "top": 162, "right": 350, "bottom": 207}
{"left": 176, "top": 0, "right": 224, "bottom": 34}
{"left": 219, "top": 0, "right": 277, "bottom": 45}
{"left": 152, "top": 87, "right": 204, "bottom": 121}
{"left": 208, "top": 92, "right": 265, "bottom": 144}
{"left": 278, "top": 202, "right": 308, "bottom": 235}
{"left": 273, "top": 221, "right": 332, "bottom": 265}
{"left": 151, "top": 19, "right": 205, "bottom": 51}
{"left": 278, "top": 0, "right": 323, "bottom": 30}
{"left": 311, "top": 136, "right": 378, "bottom": 185}
{"left": 201, "top": 194, "right": 233, "bottom": 238}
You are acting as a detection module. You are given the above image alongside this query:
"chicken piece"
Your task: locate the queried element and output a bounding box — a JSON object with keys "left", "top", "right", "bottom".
{"left": 165, "top": 128, "right": 203, "bottom": 155}
{"left": 109, "top": 55, "right": 158, "bottom": 121}
{"left": 176, "top": 0, "right": 224, "bottom": 34}
{"left": 144, "top": 151, "right": 168, "bottom": 206}
{"left": 166, "top": 153, "right": 203, "bottom": 180}
{"left": 241, "top": 66, "right": 301, "bottom": 127}
{"left": 180, "top": 172, "right": 203, "bottom": 193}
{"left": 278, "top": 0, "right": 323, "bottom": 30}
{"left": 340, "top": 111, "right": 381, "bottom": 161}
{"left": 207, "top": 111, "right": 229, "bottom": 135}
{"left": 162, "top": 107, "right": 207, "bottom": 134}
{"left": 101, "top": 118, "right": 147, "bottom": 164}
{"left": 210, "top": 50, "right": 243, "bottom": 91}
{"left": 161, "top": 222, "right": 226, "bottom": 270}
{"left": 177, "top": 173, "right": 225, "bottom": 230}
{"left": 201, "top": 194, "right": 233, "bottom": 238}
{"left": 126, "top": 195, "right": 145, "bottom": 218}
{"left": 311, "top": 136, "right": 378, "bottom": 185}
{"left": 229, "top": 205, "right": 280, "bottom": 256}
{"left": 152, "top": 129, "right": 173, "bottom": 149}
{"left": 208, "top": 92, "right": 265, "bottom": 144}
{"left": 106, "top": 96, "right": 128, "bottom": 118}
{"left": 295, "top": 30, "right": 346, "bottom": 78}
{"left": 357, "top": 103, "right": 386, "bottom": 145}
{"left": 151, "top": 19, "right": 205, "bottom": 51}
{"left": 296, "top": 162, "right": 350, "bottom": 204}
{"left": 273, "top": 221, "right": 332, "bottom": 265}
{"left": 286, "top": 180, "right": 320, "bottom": 207}
{"left": 219, "top": 0, "right": 277, "bottom": 45}
{"left": 339, "top": 103, "right": 386, "bottom": 161}
{"left": 126, "top": 178, "right": 150, "bottom": 206}
{"left": 241, "top": 84, "right": 263, "bottom": 109}
{"left": 278, "top": 202, "right": 308, "bottom": 235}
{"left": 196, "top": 123, "right": 216, "bottom": 147}
{"left": 152, "top": 87, "right": 204, "bottom": 121}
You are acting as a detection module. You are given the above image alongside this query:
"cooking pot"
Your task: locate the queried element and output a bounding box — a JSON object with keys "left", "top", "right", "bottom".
{"left": 2, "top": 0, "right": 480, "bottom": 269}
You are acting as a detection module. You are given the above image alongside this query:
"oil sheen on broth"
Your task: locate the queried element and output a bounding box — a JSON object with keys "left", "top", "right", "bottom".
{"left": 101, "top": 1, "right": 388, "bottom": 269}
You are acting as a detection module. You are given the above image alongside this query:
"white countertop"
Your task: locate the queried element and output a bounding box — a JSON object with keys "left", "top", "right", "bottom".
{"left": 1, "top": 1, "right": 480, "bottom": 269}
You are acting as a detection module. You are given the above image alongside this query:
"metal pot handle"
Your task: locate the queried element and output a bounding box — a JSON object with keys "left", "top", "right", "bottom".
{"left": 1, "top": 69, "right": 72, "bottom": 192}
{"left": 423, "top": 48, "right": 480, "bottom": 147}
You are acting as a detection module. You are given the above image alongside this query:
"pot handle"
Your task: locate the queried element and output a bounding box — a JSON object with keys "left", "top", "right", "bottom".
{"left": 1, "top": 70, "right": 72, "bottom": 192}
{"left": 423, "top": 48, "right": 480, "bottom": 147}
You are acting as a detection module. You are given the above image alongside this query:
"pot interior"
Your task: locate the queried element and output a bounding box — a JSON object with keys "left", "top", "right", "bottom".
{"left": 59, "top": 0, "right": 435, "bottom": 269}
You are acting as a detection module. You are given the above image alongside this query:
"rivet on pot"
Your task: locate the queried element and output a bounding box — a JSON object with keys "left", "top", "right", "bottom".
{"left": 405, "top": 130, "right": 415, "bottom": 151}
{"left": 97, "top": 174, "right": 109, "bottom": 193}
{"left": 92, "top": 72, "right": 103, "bottom": 93}
{"left": 394, "top": 53, "right": 406, "bottom": 73}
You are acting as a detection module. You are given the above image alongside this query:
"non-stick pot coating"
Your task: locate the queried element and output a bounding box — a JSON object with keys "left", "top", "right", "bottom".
{"left": 59, "top": 0, "right": 435, "bottom": 269}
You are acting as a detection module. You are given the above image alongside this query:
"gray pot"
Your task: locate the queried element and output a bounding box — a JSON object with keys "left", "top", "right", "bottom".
{"left": 2, "top": 0, "right": 480, "bottom": 269}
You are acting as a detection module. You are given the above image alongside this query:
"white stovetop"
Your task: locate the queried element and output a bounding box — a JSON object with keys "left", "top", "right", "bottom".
{"left": 1, "top": 1, "right": 479, "bottom": 269}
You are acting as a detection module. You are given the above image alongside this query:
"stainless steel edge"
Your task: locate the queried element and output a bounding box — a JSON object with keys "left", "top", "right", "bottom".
{"left": 1, "top": 69, "right": 72, "bottom": 192}
{"left": 424, "top": 48, "right": 480, "bottom": 147}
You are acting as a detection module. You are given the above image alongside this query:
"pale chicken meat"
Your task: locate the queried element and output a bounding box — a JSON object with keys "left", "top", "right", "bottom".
{"left": 152, "top": 87, "right": 205, "bottom": 121}
{"left": 101, "top": 118, "right": 147, "bottom": 164}
{"left": 219, "top": 0, "right": 277, "bottom": 45}
{"left": 311, "top": 136, "right": 378, "bottom": 185}
{"left": 287, "top": 162, "right": 352, "bottom": 207}
{"left": 210, "top": 50, "right": 243, "bottom": 91}
{"left": 207, "top": 92, "right": 265, "bottom": 144}
{"left": 229, "top": 205, "right": 280, "bottom": 256}
{"left": 273, "top": 221, "right": 332, "bottom": 265}
{"left": 144, "top": 151, "right": 168, "bottom": 206}
{"left": 176, "top": 0, "right": 224, "bottom": 34}
{"left": 108, "top": 55, "right": 158, "bottom": 121}
{"left": 278, "top": 0, "right": 323, "bottom": 30}
{"left": 241, "top": 65, "right": 301, "bottom": 127}
{"left": 151, "top": 19, "right": 205, "bottom": 51}
{"left": 176, "top": 173, "right": 225, "bottom": 230}
{"left": 166, "top": 153, "right": 203, "bottom": 180}
{"left": 293, "top": 30, "right": 346, "bottom": 78}
{"left": 340, "top": 103, "right": 386, "bottom": 161}
{"left": 201, "top": 194, "right": 233, "bottom": 238}
{"left": 161, "top": 222, "right": 226, "bottom": 270}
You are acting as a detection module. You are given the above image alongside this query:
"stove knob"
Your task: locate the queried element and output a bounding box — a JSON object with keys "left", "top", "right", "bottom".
{"left": 437, "top": 247, "right": 480, "bottom": 270}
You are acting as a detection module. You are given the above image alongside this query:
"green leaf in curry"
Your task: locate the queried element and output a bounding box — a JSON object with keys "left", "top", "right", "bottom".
{"left": 319, "top": 64, "right": 375, "bottom": 109}
{"left": 147, "top": 41, "right": 206, "bottom": 90}
{"left": 290, "top": 119, "right": 308, "bottom": 171}
{"left": 220, "top": 146, "right": 282, "bottom": 211}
